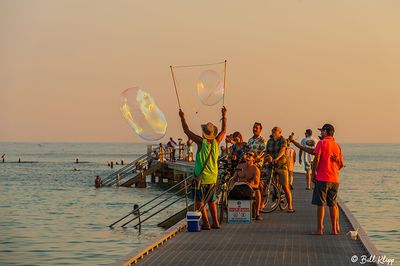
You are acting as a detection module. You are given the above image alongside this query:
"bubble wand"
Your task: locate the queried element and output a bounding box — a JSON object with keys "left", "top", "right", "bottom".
{"left": 223, "top": 60, "right": 227, "bottom": 106}
{"left": 170, "top": 60, "right": 227, "bottom": 110}
{"left": 170, "top": 65, "right": 182, "bottom": 110}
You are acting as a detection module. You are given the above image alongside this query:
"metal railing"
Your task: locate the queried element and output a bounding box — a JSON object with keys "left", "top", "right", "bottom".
{"left": 101, "top": 149, "right": 159, "bottom": 187}
{"left": 109, "top": 175, "right": 193, "bottom": 231}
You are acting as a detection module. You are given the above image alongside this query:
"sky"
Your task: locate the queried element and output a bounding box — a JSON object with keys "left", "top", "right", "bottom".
{"left": 1, "top": 0, "right": 399, "bottom": 143}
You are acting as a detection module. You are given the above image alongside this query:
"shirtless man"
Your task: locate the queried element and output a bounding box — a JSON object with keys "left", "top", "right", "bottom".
{"left": 234, "top": 151, "right": 263, "bottom": 221}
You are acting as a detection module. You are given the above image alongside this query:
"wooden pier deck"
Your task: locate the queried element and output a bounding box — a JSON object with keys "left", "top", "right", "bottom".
{"left": 117, "top": 172, "right": 380, "bottom": 266}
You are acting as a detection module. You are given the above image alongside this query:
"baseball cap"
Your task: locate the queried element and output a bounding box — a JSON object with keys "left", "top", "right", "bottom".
{"left": 318, "top": 123, "right": 335, "bottom": 133}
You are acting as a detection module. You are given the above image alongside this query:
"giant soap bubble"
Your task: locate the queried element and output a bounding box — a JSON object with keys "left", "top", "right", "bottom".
{"left": 196, "top": 70, "right": 224, "bottom": 106}
{"left": 120, "top": 87, "right": 167, "bottom": 141}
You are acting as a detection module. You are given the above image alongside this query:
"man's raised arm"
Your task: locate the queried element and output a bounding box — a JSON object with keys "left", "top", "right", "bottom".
{"left": 216, "top": 106, "right": 227, "bottom": 144}
{"left": 179, "top": 109, "right": 202, "bottom": 146}
{"left": 289, "top": 133, "right": 314, "bottom": 155}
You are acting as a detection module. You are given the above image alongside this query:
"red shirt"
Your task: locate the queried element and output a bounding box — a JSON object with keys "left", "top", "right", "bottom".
{"left": 313, "top": 136, "right": 344, "bottom": 183}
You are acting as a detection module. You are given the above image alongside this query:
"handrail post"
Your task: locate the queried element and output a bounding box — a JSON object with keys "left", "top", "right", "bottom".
{"left": 133, "top": 204, "right": 141, "bottom": 234}
{"left": 138, "top": 213, "right": 141, "bottom": 234}
{"left": 117, "top": 173, "right": 120, "bottom": 187}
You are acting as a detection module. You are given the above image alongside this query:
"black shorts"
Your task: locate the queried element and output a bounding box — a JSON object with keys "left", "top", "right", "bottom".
{"left": 312, "top": 181, "right": 339, "bottom": 207}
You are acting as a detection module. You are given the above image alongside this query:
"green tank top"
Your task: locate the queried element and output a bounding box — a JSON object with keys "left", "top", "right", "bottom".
{"left": 194, "top": 139, "right": 219, "bottom": 184}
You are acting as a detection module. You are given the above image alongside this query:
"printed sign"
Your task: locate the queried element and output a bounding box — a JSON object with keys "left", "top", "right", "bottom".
{"left": 227, "top": 200, "right": 251, "bottom": 224}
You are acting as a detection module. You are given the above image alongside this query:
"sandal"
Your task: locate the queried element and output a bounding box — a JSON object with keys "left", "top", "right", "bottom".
{"left": 287, "top": 209, "right": 296, "bottom": 213}
{"left": 201, "top": 223, "right": 211, "bottom": 230}
{"left": 211, "top": 224, "right": 221, "bottom": 229}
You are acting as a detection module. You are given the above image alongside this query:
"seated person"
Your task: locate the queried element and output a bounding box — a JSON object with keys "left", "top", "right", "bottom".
{"left": 231, "top": 151, "right": 263, "bottom": 221}
{"left": 226, "top": 131, "right": 248, "bottom": 170}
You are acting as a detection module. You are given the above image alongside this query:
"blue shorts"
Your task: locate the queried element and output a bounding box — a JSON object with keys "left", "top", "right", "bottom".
{"left": 190, "top": 184, "right": 217, "bottom": 203}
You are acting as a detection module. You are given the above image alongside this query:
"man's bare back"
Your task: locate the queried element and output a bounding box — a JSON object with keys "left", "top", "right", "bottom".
{"left": 236, "top": 162, "right": 260, "bottom": 189}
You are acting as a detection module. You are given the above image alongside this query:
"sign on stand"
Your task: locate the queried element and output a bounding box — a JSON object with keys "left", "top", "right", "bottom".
{"left": 227, "top": 200, "right": 251, "bottom": 224}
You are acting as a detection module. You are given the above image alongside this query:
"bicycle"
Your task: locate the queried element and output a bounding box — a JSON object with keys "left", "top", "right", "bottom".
{"left": 259, "top": 164, "right": 288, "bottom": 213}
{"left": 215, "top": 165, "right": 235, "bottom": 224}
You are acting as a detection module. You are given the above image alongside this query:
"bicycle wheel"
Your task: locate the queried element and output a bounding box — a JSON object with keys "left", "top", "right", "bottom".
{"left": 216, "top": 173, "right": 229, "bottom": 224}
{"left": 278, "top": 187, "right": 288, "bottom": 211}
{"left": 260, "top": 182, "right": 279, "bottom": 213}
{"left": 218, "top": 189, "right": 227, "bottom": 224}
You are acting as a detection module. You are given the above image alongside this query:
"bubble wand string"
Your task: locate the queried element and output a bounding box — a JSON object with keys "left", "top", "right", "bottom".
{"left": 170, "top": 66, "right": 182, "bottom": 110}
{"left": 171, "top": 61, "right": 226, "bottom": 69}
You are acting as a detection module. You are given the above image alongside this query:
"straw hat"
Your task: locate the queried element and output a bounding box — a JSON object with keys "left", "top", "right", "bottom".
{"left": 201, "top": 122, "right": 218, "bottom": 140}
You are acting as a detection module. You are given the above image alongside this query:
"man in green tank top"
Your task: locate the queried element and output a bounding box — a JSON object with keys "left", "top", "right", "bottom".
{"left": 179, "top": 106, "right": 227, "bottom": 229}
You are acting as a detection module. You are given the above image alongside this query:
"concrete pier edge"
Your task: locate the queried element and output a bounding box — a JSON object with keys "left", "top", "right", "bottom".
{"left": 112, "top": 219, "right": 187, "bottom": 266}
{"left": 337, "top": 197, "right": 382, "bottom": 265}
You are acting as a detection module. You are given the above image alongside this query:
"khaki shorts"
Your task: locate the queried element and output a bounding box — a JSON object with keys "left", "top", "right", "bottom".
{"left": 304, "top": 162, "right": 312, "bottom": 171}
{"left": 267, "top": 168, "right": 289, "bottom": 186}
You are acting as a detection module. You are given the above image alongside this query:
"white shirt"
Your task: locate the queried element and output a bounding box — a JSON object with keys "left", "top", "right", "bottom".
{"left": 300, "top": 137, "right": 318, "bottom": 163}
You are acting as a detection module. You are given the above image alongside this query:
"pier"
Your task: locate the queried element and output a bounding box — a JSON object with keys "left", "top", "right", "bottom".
{"left": 114, "top": 172, "right": 381, "bottom": 266}
{"left": 100, "top": 146, "right": 194, "bottom": 188}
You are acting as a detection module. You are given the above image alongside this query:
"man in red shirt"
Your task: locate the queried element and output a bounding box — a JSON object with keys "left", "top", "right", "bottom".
{"left": 312, "top": 124, "right": 344, "bottom": 235}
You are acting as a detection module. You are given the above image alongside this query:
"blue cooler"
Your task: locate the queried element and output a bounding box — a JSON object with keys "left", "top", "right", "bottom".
{"left": 186, "top": 211, "right": 202, "bottom": 232}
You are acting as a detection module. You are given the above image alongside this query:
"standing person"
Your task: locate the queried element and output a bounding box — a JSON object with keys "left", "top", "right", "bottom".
{"left": 290, "top": 130, "right": 343, "bottom": 234}
{"left": 265, "top": 127, "right": 294, "bottom": 213}
{"left": 178, "top": 138, "right": 183, "bottom": 160}
{"left": 311, "top": 124, "right": 344, "bottom": 235}
{"left": 167, "top": 137, "right": 177, "bottom": 162}
{"left": 248, "top": 122, "right": 266, "bottom": 168}
{"left": 179, "top": 106, "right": 227, "bottom": 230}
{"left": 286, "top": 140, "right": 296, "bottom": 190}
{"left": 158, "top": 143, "right": 165, "bottom": 162}
{"left": 300, "top": 129, "right": 318, "bottom": 190}
{"left": 186, "top": 139, "right": 193, "bottom": 162}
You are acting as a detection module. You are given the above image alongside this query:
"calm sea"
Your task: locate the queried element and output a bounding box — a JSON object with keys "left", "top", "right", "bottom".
{"left": 0, "top": 142, "right": 399, "bottom": 265}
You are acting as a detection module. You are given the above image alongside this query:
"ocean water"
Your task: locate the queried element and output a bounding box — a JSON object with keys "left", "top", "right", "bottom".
{"left": 0, "top": 143, "right": 186, "bottom": 265}
{"left": 0, "top": 142, "right": 399, "bottom": 265}
{"left": 339, "top": 144, "right": 400, "bottom": 263}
